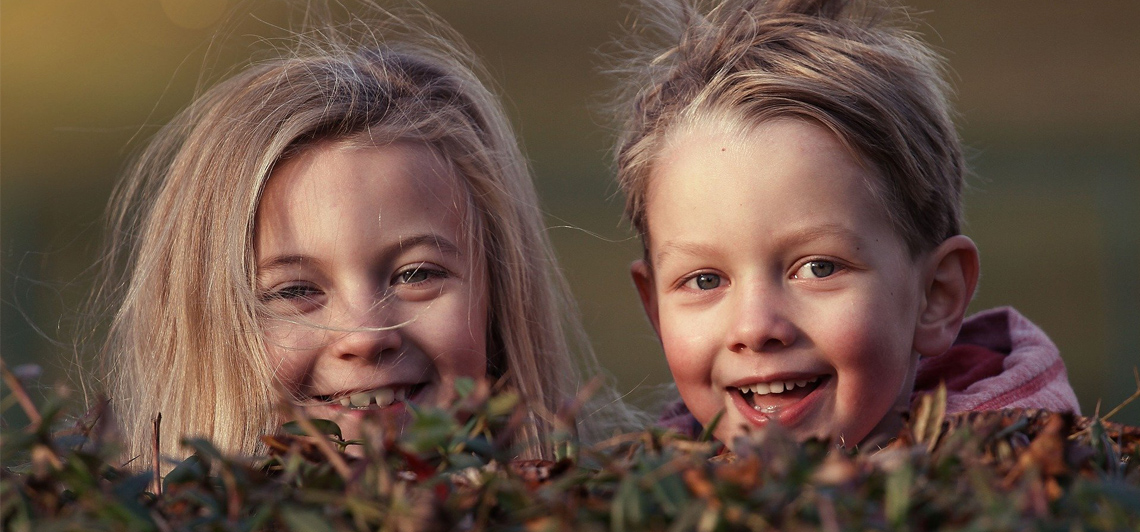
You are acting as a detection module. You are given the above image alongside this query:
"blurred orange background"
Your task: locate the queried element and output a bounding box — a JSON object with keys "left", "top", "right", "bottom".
{"left": 3, "top": 1, "right": 1138, "bottom": 425}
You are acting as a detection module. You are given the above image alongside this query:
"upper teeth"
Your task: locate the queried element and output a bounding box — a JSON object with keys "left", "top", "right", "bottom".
{"left": 337, "top": 387, "right": 406, "bottom": 409}
{"left": 739, "top": 376, "right": 820, "bottom": 396}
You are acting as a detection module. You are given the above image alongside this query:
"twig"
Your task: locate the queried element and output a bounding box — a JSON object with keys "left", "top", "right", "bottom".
{"left": 818, "top": 493, "right": 841, "bottom": 532}
{"left": 220, "top": 466, "right": 241, "bottom": 522}
{"left": 592, "top": 430, "right": 654, "bottom": 451}
{"left": 1, "top": 360, "right": 43, "bottom": 429}
{"left": 288, "top": 403, "right": 353, "bottom": 480}
{"left": 1070, "top": 367, "right": 1140, "bottom": 441}
{"left": 1099, "top": 367, "right": 1140, "bottom": 423}
{"left": 153, "top": 413, "right": 163, "bottom": 496}
{"left": 151, "top": 510, "right": 174, "bottom": 532}
{"left": 559, "top": 376, "right": 604, "bottom": 425}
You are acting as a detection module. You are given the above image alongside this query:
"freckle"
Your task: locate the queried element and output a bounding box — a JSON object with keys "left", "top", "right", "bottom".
{"left": 721, "top": 147, "right": 726, "bottom": 152}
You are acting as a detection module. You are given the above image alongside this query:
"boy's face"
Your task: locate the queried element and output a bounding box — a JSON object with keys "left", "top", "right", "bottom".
{"left": 632, "top": 118, "right": 926, "bottom": 447}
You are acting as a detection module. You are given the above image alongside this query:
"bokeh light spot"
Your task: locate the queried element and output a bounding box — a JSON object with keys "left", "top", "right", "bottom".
{"left": 160, "top": 0, "right": 228, "bottom": 30}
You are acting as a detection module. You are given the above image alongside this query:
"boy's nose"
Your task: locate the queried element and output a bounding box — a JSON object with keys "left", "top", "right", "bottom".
{"left": 726, "top": 287, "right": 797, "bottom": 353}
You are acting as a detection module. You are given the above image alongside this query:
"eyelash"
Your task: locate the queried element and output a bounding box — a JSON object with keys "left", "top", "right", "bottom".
{"left": 674, "top": 258, "right": 846, "bottom": 291}
{"left": 393, "top": 264, "right": 449, "bottom": 286}
{"left": 791, "top": 258, "right": 845, "bottom": 280}
{"left": 677, "top": 271, "right": 723, "bottom": 291}
{"left": 259, "top": 264, "right": 446, "bottom": 299}
{"left": 261, "top": 283, "right": 322, "bottom": 302}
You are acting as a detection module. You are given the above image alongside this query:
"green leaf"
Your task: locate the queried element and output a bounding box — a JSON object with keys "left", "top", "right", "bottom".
{"left": 242, "top": 503, "right": 277, "bottom": 532}
{"left": 486, "top": 392, "right": 519, "bottom": 417}
{"left": 453, "top": 377, "right": 476, "bottom": 399}
{"left": 111, "top": 471, "right": 153, "bottom": 500}
{"left": 181, "top": 437, "right": 225, "bottom": 462}
{"left": 280, "top": 506, "right": 335, "bottom": 532}
{"left": 885, "top": 463, "right": 914, "bottom": 526}
{"left": 699, "top": 409, "right": 725, "bottom": 442}
{"left": 163, "top": 454, "right": 207, "bottom": 486}
{"left": 281, "top": 419, "right": 343, "bottom": 439}
{"left": 405, "top": 409, "right": 454, "bottom": 453}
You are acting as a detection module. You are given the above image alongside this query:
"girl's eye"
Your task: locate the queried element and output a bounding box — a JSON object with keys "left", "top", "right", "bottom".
{"left": 794, "top": 260, "right": 840, "bottom": 279}
{"left": 262, "top": 284, "right": 321, "bottom": 302}
{"left": 685, "top": 273, "right": 722, "bottom": 290}
{"left": 395, "top": 265, "right": 447, "bottom": 285}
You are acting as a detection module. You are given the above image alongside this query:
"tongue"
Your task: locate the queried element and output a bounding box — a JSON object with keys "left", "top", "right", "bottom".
{"left": 748, "top": 382, "right": 817, "bottom": 411}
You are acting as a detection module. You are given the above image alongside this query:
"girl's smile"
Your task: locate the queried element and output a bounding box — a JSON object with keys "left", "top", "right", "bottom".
{"left": 254, "top": 140, "right": 489, "bottom": 444}
{"left": 309, "top": 383, "right": 426, "bottom": 410}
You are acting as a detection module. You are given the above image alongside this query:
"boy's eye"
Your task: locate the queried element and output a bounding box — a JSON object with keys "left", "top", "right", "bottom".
{"left": 686, "top": 273, "right": 721, "bottom": 290}
{"left": 794, "top": 260, "right": 838, "bottom": 279}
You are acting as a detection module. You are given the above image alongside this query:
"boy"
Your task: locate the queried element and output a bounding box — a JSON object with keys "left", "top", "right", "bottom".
{"left": 612, "top": 0, "right": 1080, "bottom": 447}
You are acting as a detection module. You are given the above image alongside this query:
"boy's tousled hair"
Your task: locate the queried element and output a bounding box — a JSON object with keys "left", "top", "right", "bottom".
{"left": 614, "top": 0, "right": 964, "bottom": 255}
{"left": 97, "top": 4, "right": 627, "bottom": 466}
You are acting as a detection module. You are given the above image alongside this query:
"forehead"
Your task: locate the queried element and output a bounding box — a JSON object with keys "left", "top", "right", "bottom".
{"left": 260, "top": 140, "right": 467, "bottom": 217}
{"left": 254, "top": 141, "right": 474, "bottom": 255}
{"left": 644, "top": 117, "right": 899, "bottom": 259}
{"left": 662, "top": 111, "right": 880, "bottom": 185}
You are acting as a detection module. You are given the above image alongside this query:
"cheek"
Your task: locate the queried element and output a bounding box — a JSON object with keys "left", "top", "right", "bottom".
{"left": 822, "top": 289, "right": 916, "bottom": 370}
{"left": 658, "top": 309, "right": 723, "bottom": 426}
{"left": 828, "top": 314, "right": 893, "bottom": 366}
{"left": 440, "top": 325, "right": 487, "bottom": 380}
{"left": 260, "top": 319, "right": 321, "bottom": 391}
{"left": 826, "top": 310, "right": 918, "bottom": 440}
{"left": 262, "top": 342, "right": 310, "bottom": 393}
{"left": 658, "top": 313, "right": 716, "bottom": 385}
{"left": 424, "top": 291, "right": 489, "bottom": 381}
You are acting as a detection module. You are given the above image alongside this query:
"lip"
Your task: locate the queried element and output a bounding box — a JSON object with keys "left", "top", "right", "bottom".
{"left": 304, "top": 381, "right": 430, "bottom": 411}
{"left": 726, "top": 371, "right": 827, "bottom": 389}
{"left": 727, "top": 373, "right": 831, "bottom": 430}
{"left": 314, "top": 382, "right": 422, "bottom": 400}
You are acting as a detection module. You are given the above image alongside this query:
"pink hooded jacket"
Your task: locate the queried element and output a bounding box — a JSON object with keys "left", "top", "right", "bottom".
{"left": 912, "top": 306, "right": 1080, "bottom": 414}
{"left": 658, "top": 306, "right": 1082, "bottom": 438}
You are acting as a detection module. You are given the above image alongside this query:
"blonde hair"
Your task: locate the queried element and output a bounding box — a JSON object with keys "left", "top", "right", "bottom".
{"left": 614, "top": 0, "right": 964, "bottom": 256}
{"left": 98, "top": 6, "right": 622, "bottom": 466}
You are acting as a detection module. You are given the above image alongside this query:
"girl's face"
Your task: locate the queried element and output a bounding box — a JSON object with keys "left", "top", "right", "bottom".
{"left": 254, "top": 141, "right": 488, "bottom": 442}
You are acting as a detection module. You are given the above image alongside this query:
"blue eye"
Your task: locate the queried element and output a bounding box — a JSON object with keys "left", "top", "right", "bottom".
{"left": 794, "top": 260, "right": 838, "bottom": 279}
{"left": 810, "top": 261, "right": 835, "bottom": 277}
{"left": 687, "top": 273, "right": 721, "bottom": 290}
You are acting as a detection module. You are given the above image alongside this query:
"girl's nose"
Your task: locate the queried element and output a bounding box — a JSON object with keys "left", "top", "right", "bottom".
{"left": 726, "top": 286, "right": 797, "bottom": 353}
{"left": 330, "top": 300, "right": 402, "bottom": 362}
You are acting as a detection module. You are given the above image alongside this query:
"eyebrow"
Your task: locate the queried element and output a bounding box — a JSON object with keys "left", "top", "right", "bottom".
{"left": 396, "top": 233, "right": 462, "bottom": 256}
{"left": 774, "top": 223, "right": 866, "bottom": 250}
{"left": 653, "top": 241, "right": 719, "bottom": 266}
{"left": 654, "top": 223, "right": 864, "bottom": 265}
{"left": 257, "top": 254, "right": 320, "bottom": 274}
{"left": 256, "top": 233, "right": 463, "bottom": 274}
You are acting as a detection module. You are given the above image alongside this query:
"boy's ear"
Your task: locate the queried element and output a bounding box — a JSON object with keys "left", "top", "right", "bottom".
{"left": 914, "top": 235, "right": 981, "bottom": 358}
{"left": 630, "top": 259, "right": 661, "bottom": 337}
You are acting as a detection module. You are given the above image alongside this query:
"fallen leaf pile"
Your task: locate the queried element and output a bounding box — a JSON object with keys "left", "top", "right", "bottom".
{"left": 3, "top": 365, "right": 1138, "bottom": 531}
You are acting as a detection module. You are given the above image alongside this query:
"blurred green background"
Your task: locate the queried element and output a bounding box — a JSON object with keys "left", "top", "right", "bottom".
{"left": 3, "top": 1, "right": 1138, "bottom": 426}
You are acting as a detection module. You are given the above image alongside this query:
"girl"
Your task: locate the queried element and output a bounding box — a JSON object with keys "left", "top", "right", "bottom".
{"left": 97, "top": 6, "right": 626, "bottom": 466}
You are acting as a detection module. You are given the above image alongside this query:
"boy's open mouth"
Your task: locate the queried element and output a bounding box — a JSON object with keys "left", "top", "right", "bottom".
{"left": 732, "top": 375, "right": 827, "bottom": 413}
{"left": 311, "top": 382, "right": 428, "bottom": 411}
